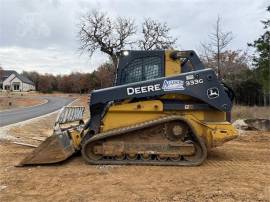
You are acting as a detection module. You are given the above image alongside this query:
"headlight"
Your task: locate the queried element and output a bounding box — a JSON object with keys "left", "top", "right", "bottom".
{"left": 122, "top": 50, "right": 129, "bottom": 56}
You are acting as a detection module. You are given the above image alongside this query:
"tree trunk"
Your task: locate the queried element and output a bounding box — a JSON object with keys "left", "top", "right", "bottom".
{"left": 263, "top": 90, "right": 267, "bottom": 106}
{"left": 111, "top": 55, "right": 119, "bottom": 85}
{"left": 217, "top": 41, "right": 221, "bottom": 79}
{"left": 111, "top": 55, "right": 118, "bottom": 70}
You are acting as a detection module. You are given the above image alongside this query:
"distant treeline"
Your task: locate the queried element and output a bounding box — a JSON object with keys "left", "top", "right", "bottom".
{"left": 232, "top": 77, "right": 270, "bottom": 106}
{"left": 202, "top": 50, "right": 269, "bottom": 106}
{"left": 21, "top": 62, "right": 115, "bottom": 94}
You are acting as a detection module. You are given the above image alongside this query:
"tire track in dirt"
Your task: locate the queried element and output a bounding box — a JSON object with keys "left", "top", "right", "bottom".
{"left": 205, "top": 159, "right": 269, "bottom": 169}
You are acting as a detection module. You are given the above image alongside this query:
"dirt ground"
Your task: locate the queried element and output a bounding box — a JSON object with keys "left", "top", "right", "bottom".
{"left": 0, "top": 96, "right": 269, "bottom": 201}
{"left": 0, "top": 95, "right": 46, "bottom": 111}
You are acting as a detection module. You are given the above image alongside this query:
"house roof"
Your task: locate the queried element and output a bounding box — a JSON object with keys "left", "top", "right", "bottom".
{"left": 0, "top": 70, "right": 34, "bottom": 85}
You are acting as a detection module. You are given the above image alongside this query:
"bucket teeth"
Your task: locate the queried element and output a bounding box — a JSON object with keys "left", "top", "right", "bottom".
{"left": 18, "top": 132, "right": 76, "bottom": 166}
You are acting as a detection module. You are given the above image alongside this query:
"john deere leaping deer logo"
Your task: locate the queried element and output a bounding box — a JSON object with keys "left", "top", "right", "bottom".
{"left": 207, "top": 87, "right": 219, "bottom": 99}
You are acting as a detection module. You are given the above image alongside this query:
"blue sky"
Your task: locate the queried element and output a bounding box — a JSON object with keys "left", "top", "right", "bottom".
{"left": 0, "top": 0, "right": 268, "bottom": 74}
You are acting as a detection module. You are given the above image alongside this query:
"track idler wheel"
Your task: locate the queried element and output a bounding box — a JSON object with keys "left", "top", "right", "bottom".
{"left": 127, "top": 154, "right": 138, "bottom": 160}
{"left": 140, "top": 154, "right": 151, "bottom": 161}
{"left": 83, "top": 141, "right": 103, "bottom": 161}
{"left": 115, "top": 154, "right": 125, "bottom": 161}
{"left": 169, "top": 155, "right": 181, "bottom": 162}
{"left": 157, "top": 155, "right": 168, "bottom": 161}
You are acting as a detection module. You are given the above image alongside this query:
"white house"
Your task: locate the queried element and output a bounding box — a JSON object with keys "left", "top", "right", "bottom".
{"left": 0, "top": 70, "right": 35, "bottom": 92}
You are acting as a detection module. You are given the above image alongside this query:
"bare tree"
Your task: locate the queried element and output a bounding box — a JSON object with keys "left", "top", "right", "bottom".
{"left": 79, "top": 10, "right": 136, "bottom": 69}
{"left": 138, "top": 18, "right": 177, "bottom": 50}
{"left": 201, "top": 16, "right": 233, "bottom": 78}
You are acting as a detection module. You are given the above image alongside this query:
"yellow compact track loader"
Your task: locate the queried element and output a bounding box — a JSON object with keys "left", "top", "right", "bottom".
{"left": 19, "top": 50, "right": 237, "bottom": 166}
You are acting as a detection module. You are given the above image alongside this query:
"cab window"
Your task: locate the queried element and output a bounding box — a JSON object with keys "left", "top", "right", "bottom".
{"left": 144, "top": 57, "right": 161, "bottom": 80}
{"left": 121, "top": 57, "right": 162, "bottom": 84}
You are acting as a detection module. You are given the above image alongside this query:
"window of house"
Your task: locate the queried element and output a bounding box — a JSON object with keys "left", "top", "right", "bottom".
{"left": 13, "top": 83, "right": 20, "bottom": 91}
{"left": 4, "top": 85, "right": 10, "bottom": 90}
{"left": 121, "top": 57, "right": 162, "bottom": 84}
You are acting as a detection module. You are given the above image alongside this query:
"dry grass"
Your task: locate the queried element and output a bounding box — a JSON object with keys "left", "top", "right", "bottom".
{"left": 0, "top": 96, "right": 46, "bottom": 111}
{"left": 232, "top": 105, "right": 270, "bottom": 121}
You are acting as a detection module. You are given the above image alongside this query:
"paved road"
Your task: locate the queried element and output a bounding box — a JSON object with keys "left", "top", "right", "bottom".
{"left": 0, "top": 96, "right": 75, "bottom": 127}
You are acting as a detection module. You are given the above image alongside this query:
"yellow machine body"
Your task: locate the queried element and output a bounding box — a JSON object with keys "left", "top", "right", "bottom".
{"left": 101, "top": 100, "right": 237, "bottom": 150}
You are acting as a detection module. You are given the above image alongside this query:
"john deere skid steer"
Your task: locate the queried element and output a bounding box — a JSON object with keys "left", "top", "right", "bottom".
{"left": 19, "top": 50, "right": 237, "bottom": 166}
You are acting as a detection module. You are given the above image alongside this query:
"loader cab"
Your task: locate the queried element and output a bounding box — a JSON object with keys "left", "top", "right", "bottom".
{"left": 115, "top": 50, "right": 205, "bottom": 86}
{"left": 115, "top": 50, "right": 165, "bottom": 86}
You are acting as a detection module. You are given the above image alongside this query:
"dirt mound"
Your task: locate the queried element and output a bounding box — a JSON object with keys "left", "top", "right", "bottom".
{"left": 233, "top": 119, "right": 270, "bottom": 131}
{"left": 245, "top": 119, "right": 270, "bottom": 131}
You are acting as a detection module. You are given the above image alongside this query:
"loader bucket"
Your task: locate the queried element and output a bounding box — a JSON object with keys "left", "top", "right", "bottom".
{"left": 18, "top": 131, "right": 76, "bottom": 166}
{"left": 17, "top": 106, "right": 85, "bottom": 166}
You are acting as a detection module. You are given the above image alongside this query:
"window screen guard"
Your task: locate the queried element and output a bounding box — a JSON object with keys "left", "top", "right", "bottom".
{"left": 121, "top": 56, "right": 162, "bottom": 84}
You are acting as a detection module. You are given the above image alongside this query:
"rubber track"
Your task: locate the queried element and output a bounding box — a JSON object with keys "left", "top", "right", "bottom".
{"left": 81, "top": 115, "right": 207, "bottom": 166}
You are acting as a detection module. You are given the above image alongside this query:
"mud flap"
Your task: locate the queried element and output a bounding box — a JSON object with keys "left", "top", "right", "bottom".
{"left": 17, "top": 131, "right": 76, "bottom": 166}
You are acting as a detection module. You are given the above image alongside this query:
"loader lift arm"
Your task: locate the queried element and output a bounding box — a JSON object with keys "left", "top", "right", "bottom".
{"left": 86, "top": 68, "right": 232, "bottom": 135}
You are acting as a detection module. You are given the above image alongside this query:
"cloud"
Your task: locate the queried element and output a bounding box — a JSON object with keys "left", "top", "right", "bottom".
{"left": 0, "top": 0, "right": 268, "bottom": 74}
{"left": 0, "top": 46, "right": 107, "bottom": 75}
